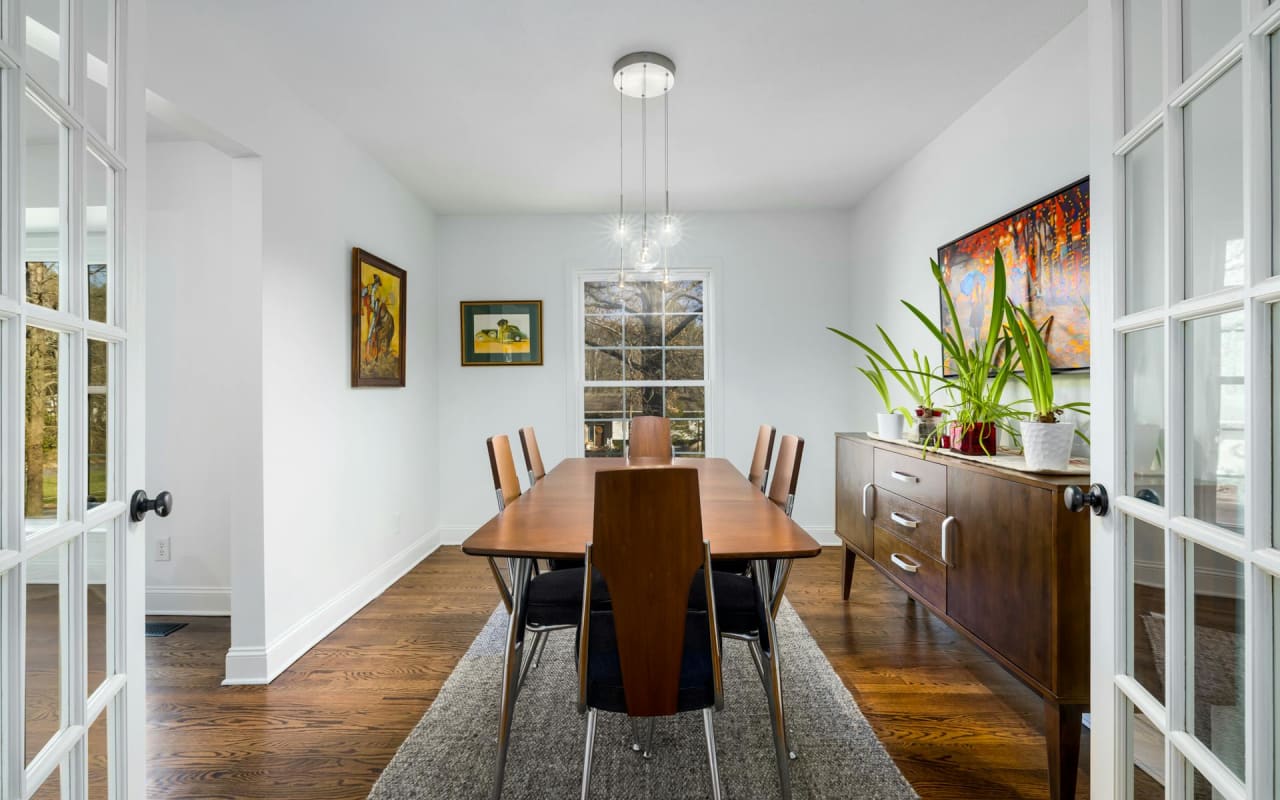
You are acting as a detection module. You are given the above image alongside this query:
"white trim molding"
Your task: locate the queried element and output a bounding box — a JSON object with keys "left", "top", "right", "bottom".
{"left": 146, "top": 586, "right": 231, "bottom": 616}
{"left": 223, "top": 528, "right": 440, "bottom": 685}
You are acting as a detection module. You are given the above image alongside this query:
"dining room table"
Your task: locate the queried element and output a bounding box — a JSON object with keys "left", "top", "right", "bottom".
{"left": 461, "top": 455, "right": 822, "bottom": 800}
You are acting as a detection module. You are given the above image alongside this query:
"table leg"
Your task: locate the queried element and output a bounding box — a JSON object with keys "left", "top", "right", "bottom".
{"left": 490, "top": 556, "right": 533, "bottom": 800}
{"left": 752, "top": 559, "right": 792, "bottom": 800}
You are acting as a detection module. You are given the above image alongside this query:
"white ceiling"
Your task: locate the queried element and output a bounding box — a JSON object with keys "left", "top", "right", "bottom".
{"left": 198, "top": 1, "right": 1084, "bottom": 214}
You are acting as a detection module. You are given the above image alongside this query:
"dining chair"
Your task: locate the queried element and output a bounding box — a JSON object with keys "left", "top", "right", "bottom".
{"left": 518, "top": 426, "right": 546, "bottom": 485}
{"left": 711, "top": 434, "right": 804, "bottom": 779}
{"left": 626, "top": 415, "right": 673, "bottom": 460}
{"left": 577, "top": 467, "right": 724, "bottom": 800}
{"left": 516, "top": 426, "right": 583, "bottom": 571}
{"left": 484, "top": 435, "right": 582, "bottom": 676}
{"left": 747, "top": 424, "right": 776, "bottom": 493}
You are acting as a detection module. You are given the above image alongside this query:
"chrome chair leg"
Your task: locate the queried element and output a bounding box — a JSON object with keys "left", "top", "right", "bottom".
{"left": 533, "top": 627, "right": 551, "bottom": 667}
{"left": 753, "top": 559, "right": 793, "bottom": 800}
{"left": 581, "top": 708, "right": 599, "bottom": 800}
{"left": 517, "top": 631, "right": 543, "bottom": 689}
{"left": 490, "top": 557, "right": 533, "bottom": 800}
{"left": 702, "top": 708, "right": 723, "bottom": 800}
{"left": 642, "top": 718, "right": 655, "bottom": 759}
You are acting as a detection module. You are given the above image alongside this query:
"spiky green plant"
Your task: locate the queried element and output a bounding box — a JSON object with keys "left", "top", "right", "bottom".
{"left": 827, "top": 324, "right": 946, "bottom": 411}
{"left": 1004, "top": 300, "right": 1091, "bottom": 426}
{"left": 856, "top": 358, "right": 895, "bottom": 414}
{"left": 898, "top": 250, "right": 1021, "bottom": 438}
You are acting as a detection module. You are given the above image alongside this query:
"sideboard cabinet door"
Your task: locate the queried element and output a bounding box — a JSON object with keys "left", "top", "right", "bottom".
{"left": 836, "top": 437, "right": 874, "bottom": 553}
{"left": 946, "top": 468, "right": 1054, "bottom": 689}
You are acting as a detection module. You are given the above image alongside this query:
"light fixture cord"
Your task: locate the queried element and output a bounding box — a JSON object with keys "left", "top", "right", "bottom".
{"left": 641, "top": 64, "right": 648, "bottom": 247}
{"left": 619, "top": 79, "right": 625, "bottom": 284}
{"left": 663, "top": 77, "right": 671, "bottom": 284}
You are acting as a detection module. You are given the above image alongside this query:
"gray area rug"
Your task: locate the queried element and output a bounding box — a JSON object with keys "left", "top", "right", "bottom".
{"left": 369, "top": 601, "right": 917, "bottom": 799}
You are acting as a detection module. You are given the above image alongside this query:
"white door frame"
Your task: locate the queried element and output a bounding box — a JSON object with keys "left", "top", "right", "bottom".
{"left": 0, "top": 0, "right": 145, "bottom": 797}
{"left": 1090, "top": 0, "right": 1279, "bottom": 797}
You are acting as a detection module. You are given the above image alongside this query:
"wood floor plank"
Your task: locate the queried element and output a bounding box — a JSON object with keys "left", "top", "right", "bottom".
{"left": 146, "top": 546, "right": 1091, "bottom": 798}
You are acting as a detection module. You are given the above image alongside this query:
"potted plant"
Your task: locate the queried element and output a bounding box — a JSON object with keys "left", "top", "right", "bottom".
{"left": 901, "top": 251, "right": 1020, "bottom": 455}
{"left": 857, "top": 358, "right": 906, "bottom": 440}
{"left": 827, "top": 324, "right": 947, "bottom": 444}
{"left": 1004, "top": 301, "right": 1090, "bottom": 470}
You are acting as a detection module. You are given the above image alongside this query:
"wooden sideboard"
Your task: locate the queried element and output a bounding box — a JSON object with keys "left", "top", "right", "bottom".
{"left": 835, "top": 432, "right": 1089, "bottom": 800}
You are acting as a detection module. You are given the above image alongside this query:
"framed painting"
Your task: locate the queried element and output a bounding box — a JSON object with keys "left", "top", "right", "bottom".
{"left": 937, "top": 177, "right": 1090, "bottom": 374}
{"left": 460, "top": 300, "right": 543, "bottom": 366}
{"left": 351, "top": 248, "right": 407, "bottom": 387}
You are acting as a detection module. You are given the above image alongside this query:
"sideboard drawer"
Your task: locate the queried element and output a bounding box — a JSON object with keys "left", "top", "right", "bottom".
{"left": 874, "top": 491, "right": 946, "bottom": 562}
{"left": 874, "top": 449, "right": 946, "bottom": 512}
{"left": 874, "top": 527, "right": 946, "bottom": 609}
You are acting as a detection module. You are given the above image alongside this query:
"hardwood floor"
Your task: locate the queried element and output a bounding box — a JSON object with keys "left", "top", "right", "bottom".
{"left": 147, "top": 547, "right": 1090, "bottom": 799}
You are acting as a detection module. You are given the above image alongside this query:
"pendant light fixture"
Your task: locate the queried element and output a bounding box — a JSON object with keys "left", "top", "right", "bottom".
{"left": 612, "top": 52, "right": 676, "bottom": 283}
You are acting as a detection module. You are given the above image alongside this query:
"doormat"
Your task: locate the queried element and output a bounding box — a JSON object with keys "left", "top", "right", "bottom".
{"left": 145, "top": 622, "right": 188, "bottom": 638}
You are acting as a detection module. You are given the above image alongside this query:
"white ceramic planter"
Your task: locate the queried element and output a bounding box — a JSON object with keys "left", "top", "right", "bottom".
{"left": 876, "top": 412, "right": 905, "bottom": 441}
{"left": 1021, "top": 420, "right": 1075, "bottom": 471}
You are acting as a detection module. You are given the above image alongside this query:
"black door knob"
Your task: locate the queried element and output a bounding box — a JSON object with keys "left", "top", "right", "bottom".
{"left": 1064, "top": 484, "right": 1109, "bottom": 517}
{"left": 130, "top": 490, "right": 174, "bottom": 522}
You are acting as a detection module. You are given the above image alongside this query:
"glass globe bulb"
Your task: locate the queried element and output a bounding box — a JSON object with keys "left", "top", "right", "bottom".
{"left": 628, "top": 235, "right": 662, "bottom": 272}
{"left": 657, "top": 214, "right": 683, "bottom": 247}
{"left": 611, "top": 216, "right": 632, "bottom": 244}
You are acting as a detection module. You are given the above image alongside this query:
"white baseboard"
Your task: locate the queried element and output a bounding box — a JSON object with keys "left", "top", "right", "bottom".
{"left": 799, "top": 525, "right": 839, "bottom": 547}
{"left": 223, "top": 528, "right": 441, "bottom": 685}
{"left": 438, "top": 526, "right": 473, "bottom": 546}
{"left": 441, "top": 524, "right": 840, "bottom": 548}
{"left": 147, "top": 586, "right": 231, "bottom": 616}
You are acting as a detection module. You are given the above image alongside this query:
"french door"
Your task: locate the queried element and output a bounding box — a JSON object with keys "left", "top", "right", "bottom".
{"left": 0, "top": 0, "right": 143, "bottom": 798}
{"left": 1091, "top": 0, "right": 1279, "bottom": 797}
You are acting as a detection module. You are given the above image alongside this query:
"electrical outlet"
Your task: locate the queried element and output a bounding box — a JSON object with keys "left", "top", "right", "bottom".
{"left": 156, "top": 537, "right": 171, "bottom": 562}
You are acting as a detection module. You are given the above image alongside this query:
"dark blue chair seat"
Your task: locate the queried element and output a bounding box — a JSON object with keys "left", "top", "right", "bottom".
{"left": 522, "top": 566, "right": 585, "bottom": 629}
{"left": 692, "top": 570, "right": 772, "bottom": 653}
{"left": 548, "top": 557, "right": 586, "bottom": 571}
{"left": 578, "top": 571, "right": 715, "bottom": 714}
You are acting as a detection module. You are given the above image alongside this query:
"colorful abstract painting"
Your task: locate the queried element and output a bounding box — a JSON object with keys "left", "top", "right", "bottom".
{"left": 937, "top": 178, "right": 1090, "bottom": 373}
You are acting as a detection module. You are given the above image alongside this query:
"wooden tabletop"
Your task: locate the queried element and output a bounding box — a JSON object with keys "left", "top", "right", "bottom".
{"left": 461, "top": 457, "right": 823, "bottom": 560}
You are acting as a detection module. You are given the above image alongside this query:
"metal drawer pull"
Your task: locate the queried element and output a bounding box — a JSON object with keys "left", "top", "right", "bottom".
{"left": 941, "top": 515, "right": 956, "bottom": 565}
{"left": 861, "top": 482, "right": 875, "bottom": 518}
{"left": 889, "top": 470, "right": 919, "bottom": 484}
{"left": 889, "top": 511, "right": 918, "bottom": 529}
{"left": 890, "top": 553, "right": 920, "bottom": 574}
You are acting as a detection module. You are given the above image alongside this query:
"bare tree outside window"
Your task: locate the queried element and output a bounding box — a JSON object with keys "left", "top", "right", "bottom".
{"left": 582, "top": 277, "right": 707, "bottom": 456}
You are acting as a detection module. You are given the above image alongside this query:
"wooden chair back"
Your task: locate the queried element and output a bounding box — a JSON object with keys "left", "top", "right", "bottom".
{"left": 627, "top": 416, "right": 672, "bottom": 460}
{"left": 767, "top": 435, "right": 804, "bottom": 516}
{"left": 486, "top": 435, "right": 522, "bottom": 510}
{"left": 747, "top": 424, "right": 776, "bottom": 491}
{"left": 584, "top": 467, "right": 717, "bottom": 717}
{"left": 518, "top": 426, "right": 546, "bottom": 483}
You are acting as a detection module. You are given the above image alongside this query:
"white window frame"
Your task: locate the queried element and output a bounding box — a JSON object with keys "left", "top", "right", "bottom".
{"left": 571, "top": 269, "right": 718, "bottom": 458}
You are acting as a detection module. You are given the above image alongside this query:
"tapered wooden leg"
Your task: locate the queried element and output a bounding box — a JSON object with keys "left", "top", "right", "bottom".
{"left": 1044, "top": 700, "right": 1084, "bottom": 800}
{"left": 841, "top": 546, "right": 856, "bottom": 600}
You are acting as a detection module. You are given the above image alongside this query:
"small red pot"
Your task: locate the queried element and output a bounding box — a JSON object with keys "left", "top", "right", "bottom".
{"left": 950, "top": 422, "right": 998, "bottom": 455}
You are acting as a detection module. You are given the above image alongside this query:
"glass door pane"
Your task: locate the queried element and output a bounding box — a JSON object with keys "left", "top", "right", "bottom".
{"left": 86, "top": 154, "right": 113, "bottom": 324}
{"left": 1129, "top": 700, "right": 1167, "bottom": 798}
{"left": 1126, "top": 327, "right": 1165, "bottom": 504}
{"left": 26, "top": 545, "right": 66, "bottom": 764}
{"left": 1186, "top": 543, "right": 1244, "bottom": 780}
{"left": 24, "top": 94, "right": 68, "bottom": 311}
{"left": 1124, "top": 0, "right": 1162, "bottom": 130}
{"left": 25, "top": 327, "right": 66, "bottom": 534}
{"left": 24, "top": 0, "right": 66, "bottom": 98}
{"left": 1182, "top": 0, "right": 1239, "bottom": 78}
{"left": 84, "top": 0, "right": 113, "bottom": 140}
{"left": 1129, "top": 517, "right": 1166, "bottom": 699}
{"left": 1183, "top": 66, "right": 1243, "bottom": 298}
{"left": 1185, "top": 311, "right": 1245, "bottom": 532}
{"left": 1126, "top": 132, "right": 1165, "bottom": 312}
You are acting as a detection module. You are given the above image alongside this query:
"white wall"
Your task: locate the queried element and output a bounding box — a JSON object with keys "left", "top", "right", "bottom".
{"left": 436, "top": 211, "right": 853, "bottom": 541}
{"left": 145, "top": 140, "right": 241, "bottom": 614}
{"left": 846, "top": 13, "right": 1091, "bottom": 439}
{"left": 148, "top": 3, "right": 441, "bottom": 683}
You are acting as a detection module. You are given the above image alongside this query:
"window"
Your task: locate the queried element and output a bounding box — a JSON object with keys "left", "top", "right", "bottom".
{"left": 579, "top": 274, "right": 709, "bottom": 457}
